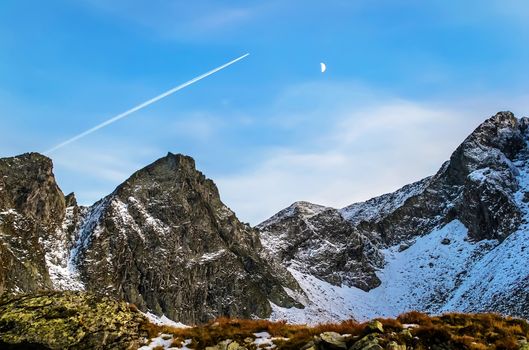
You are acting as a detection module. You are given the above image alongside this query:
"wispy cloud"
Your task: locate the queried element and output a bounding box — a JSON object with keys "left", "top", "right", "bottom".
{"left": 215, "top": 82, "right": 529, "bottom": 225}
{"left": 51, "top": 142, "right": 160, "bottom": 205}
{"left": 190, "top": 7, "right": 254, "bottom": 32}
{"left": 169, "top": 112, "right": 227, "bottom": 141}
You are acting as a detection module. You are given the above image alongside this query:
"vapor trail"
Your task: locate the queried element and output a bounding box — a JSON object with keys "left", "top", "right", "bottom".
{"left": 45, "top": 53, "right": 250, "bottom": 154}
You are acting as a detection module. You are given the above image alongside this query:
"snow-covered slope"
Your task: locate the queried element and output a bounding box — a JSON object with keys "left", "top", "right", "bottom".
{"left": 269, "top": 220, "right": 497, "bottom": 323}
{"left": 262, "top": 111, "right": 529, "bottom": 322}
{"left": 269, "top": 216, "right": 529, "bottom": 324}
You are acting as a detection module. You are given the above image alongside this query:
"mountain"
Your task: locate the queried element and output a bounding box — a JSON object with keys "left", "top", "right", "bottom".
{"left": 260, "top": 111, "right": 529, "bottom": 323}
{"left": 1, "top": 111, "right": 529, "bottom": 326}
{"left": 0, "top": 152, "right": 301, "bottom": 324}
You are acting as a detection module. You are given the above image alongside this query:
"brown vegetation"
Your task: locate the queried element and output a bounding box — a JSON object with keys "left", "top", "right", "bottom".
{"left": 140, "top": 312, "right": 529, "bottom": 350}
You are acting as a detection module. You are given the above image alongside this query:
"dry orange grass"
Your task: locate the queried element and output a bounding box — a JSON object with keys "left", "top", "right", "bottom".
{"left": 139, "top": 311, "right": 529, "bottom": 350}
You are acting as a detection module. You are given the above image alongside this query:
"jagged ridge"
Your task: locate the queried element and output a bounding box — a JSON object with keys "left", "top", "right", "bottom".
{"left": 0, "top": 152, "right": 302, "bottom": 324}
{"left": 260, "top": 111, "right": 529, "bottom": 322}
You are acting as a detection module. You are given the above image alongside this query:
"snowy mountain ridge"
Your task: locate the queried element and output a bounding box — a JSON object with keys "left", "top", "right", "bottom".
{"left": 339, "top": 176, "right": 433, "bottom": 225}
{"left": 260, "top": 111, "right": 529, "bottom": 323}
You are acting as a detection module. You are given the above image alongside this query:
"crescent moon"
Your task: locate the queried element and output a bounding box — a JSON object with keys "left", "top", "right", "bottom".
{"left": 320, "top": 62, "right": 327, "bottom": 73}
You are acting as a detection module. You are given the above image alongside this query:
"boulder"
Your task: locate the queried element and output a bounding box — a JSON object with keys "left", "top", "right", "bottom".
{"left": 319, "top": 331, "right": 348, "bottom": 349}
{"left": 386, "top": 341, "right": 406, "bottom": 350}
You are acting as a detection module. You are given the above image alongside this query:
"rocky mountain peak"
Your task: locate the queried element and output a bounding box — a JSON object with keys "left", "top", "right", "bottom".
{"left": 64, "top": 192, "right": 77, "bottom": 208}
{"left": 446, "top": 111, "right": 527, "bottom": 182}
{"left": 259, "top": 200, "right": 383, "bottom": 293}
{"left": 66, "top": 152, "right": 302, "bottom": 323}
{"left": 259, "top": 201, "right": 329, "bottom": 228}
{"left": 0, "top": 152, "right": 65, "bottom": 224}
{"left": 146, "top": 152, "right": 197, "bottom": 174}
{"left": 116, "top": 151, "right": 220, "bottom": 207}
{"left": 0, "top": 152, "right": 69, "bottom": 295}
{"left": 259, "top": 111, "right": 529, "bottom": 322}
{"left": 291, "top": 201, "right": 329, "bottom": 216}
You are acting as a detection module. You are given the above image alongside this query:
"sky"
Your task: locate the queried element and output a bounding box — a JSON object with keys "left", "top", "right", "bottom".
{"left": 2, "top": 1, "right": 529, "bottom": 224}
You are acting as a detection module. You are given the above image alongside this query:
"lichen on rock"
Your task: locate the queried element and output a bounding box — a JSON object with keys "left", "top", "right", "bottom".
{"left": 0, "top": 291, "right": 148, "bottom": 349}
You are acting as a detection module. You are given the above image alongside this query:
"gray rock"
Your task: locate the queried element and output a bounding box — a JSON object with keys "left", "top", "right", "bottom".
{"left": 440, "top": 238, "right": 451, "bottom": 245}
{"left": 73, "top": 153, "right": 303, "bottom": 323}
{"left": 320, "top": 331, "right": 347, "bottom": 349}
{"left": 258, "top": 202, "right": 383, "bottom": 291}
{"left": 301, "top": 340, "right": 317, "bottom": 350}
{"left": 227, "top": 341, "right": 246, "bottom": 350}
{"left": 0, "top": 153, "right": 66, "bottom": 295}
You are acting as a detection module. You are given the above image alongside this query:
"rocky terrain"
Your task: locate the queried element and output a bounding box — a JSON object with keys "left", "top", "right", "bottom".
{"left": 0, "top": 153, "right": 69, "bottom": 295}
{"left": 0, "top": 291, "right": 148, "bottom": 349}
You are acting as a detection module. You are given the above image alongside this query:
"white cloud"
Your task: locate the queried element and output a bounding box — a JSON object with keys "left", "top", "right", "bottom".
{"left": 50, "top": 142, "right": 160, "bottom": 205}
{"left": 169, "top": 112, "right": 224, "bottom": 141}
{"left": 215, "top": 95, "right": 494, "bottom": 225}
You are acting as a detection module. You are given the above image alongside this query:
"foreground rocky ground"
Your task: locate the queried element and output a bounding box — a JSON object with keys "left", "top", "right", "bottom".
{"left": 1, "top": 292, "right": 528, "bottom": 350}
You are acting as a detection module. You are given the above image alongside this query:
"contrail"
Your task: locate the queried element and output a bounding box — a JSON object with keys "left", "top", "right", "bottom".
{"left": 45, "top": 53, "right": 250, "bottom": 154}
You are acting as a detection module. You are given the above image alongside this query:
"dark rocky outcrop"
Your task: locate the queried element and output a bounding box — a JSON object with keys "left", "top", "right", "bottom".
{"left": 0, "top": 153, "right": 66, "bottom": 295}
{"left": 341, "top": 111, "right": 526, "bottom": 246}
{"left": 73, "top": 153, "right": 301, "bottom": 323}
{"left": 258, "top": 202, "right": 383, "bottom": 291}
{"left": 0, "top": 152, "right": 302, "bottom": 324}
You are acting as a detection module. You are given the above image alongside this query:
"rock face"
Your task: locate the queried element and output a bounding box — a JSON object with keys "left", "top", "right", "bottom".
{"left": 261, "top": 111, "right": 529, "bottom": 322}
{"left": 0, "top": 291, "right": 147, "bottom": 349}
{"left": 258, "top": 202, "right": 383, "bottom": 291}
{"left": 0, "top": 153, "right": 66, "bottom": 295}
{"left": 0, "top": 152, "right": 301, "bottom": 324}
{"left": 73, "top": 153, "right": 301, "bottom": 323}
{"left": 338, "top": 112, "right": 526, "bottom": 246}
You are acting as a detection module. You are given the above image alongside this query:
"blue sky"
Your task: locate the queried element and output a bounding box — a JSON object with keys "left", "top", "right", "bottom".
{"left": 2, "top": 0, "right": 529, "bottom": 224}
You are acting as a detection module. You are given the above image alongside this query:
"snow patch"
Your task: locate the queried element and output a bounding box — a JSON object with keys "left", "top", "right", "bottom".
{"left": 271, "top": 220, "right": 497, "bottom": 323}
{"left": 253, "top": 332, "right": 276, "bottom": 349}
{"left": 41, "top": 206, "right": 84, "bottom": 290}
{"left": 139, "top": 334, "right": 175, "bottom": 350}
{"left": 144, "top": 312, "right": 190, "bottom": 329}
